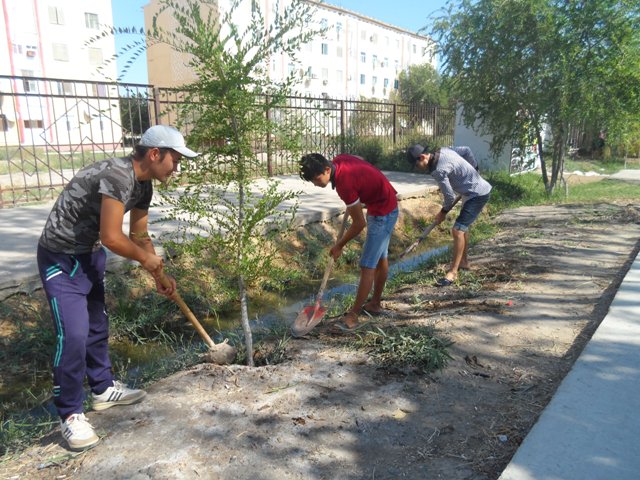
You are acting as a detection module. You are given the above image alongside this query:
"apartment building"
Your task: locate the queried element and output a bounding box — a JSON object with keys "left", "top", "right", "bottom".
{"left": 0, "top": 0, "right": 120, "bottom": 147}
{"left": 145, "top": 0, "right": 435, "bottom": 100}
{"left": 274, "top": 0, "right": 435, "bottom": 99}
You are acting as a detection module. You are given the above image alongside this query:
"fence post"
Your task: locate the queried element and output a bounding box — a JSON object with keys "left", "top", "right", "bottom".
{"left": 392, "top": 103, "right": 398, "bottom": 145}
{"left": 152, "top": 87, "right": 161, "bottom": 125}
{"left": 266, "top": 96, "right": 273, "bottom": 176}
{"left": 340, "top": 100, "right": 345, "bottom": 153}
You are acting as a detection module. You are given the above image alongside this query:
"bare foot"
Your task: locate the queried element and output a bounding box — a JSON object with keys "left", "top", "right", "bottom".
{"left": 362, "top": 301, "right": 382, "bottom": 314}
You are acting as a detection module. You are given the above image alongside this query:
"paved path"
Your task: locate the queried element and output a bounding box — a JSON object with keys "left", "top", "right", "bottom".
{"left": 500, "top": 253, "right": 640, "bottom": 480}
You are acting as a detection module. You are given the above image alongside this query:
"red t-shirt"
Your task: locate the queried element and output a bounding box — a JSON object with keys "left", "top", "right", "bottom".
{"left": 332, "top": 154, "right": 398, "bottom": 216}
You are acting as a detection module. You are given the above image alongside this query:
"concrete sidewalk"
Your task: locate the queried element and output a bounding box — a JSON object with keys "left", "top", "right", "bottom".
{"left": 0, "top": 171, "right": 437, "bottom": 300}
{"left": 499, "top": 253, "right": 640, "bottom": 480}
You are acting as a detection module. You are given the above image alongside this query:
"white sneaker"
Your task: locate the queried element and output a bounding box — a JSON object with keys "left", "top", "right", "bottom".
{"left": 92, "top": 380, "right": 146, "bottom": 411}
{"left": 60, "top": 413, "right": 100, "bottom": 451}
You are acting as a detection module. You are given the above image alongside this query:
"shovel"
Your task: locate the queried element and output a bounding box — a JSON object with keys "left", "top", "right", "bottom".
{"left": 291, "top": 209, "right": 349, "bottom": 337}
{"left": 398, "top": 196, "right": 462, "bottom": 260}
{"left": 158, "top": 273, "right": 236, "bottom": 364}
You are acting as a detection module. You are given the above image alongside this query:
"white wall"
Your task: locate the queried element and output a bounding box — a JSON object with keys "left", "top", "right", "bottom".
{"left": 453, "top": 105, "right": 511, "bottom": 171}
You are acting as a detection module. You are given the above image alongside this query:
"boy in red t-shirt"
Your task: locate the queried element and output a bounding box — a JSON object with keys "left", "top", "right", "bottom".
{"left": 299, "top": 153, "right": 399, "bottom": 331}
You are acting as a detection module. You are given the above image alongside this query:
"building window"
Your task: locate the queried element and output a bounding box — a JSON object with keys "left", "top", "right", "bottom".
{"left": 360, "top": 30, "right": 366, "bottom": 40}
{"left": 88, "top": 48, "right": 103, "bottom": 66}
{"left": 360, "top": 52, "right": 366, "bottom": 63}
{"left": 48, "top": 6, "right": 64, "bottom": 25}
{"left": 24, "top": 119, "right": 44, "bottom": 129}
{"left": 394, "top": 79, "right": 399, "bottom": 89}
{"left": 394, "top": 59, "right": 399, "bottom": 71}
{"left": 336, "top": 46, "right": 343, "bottom": 57}
{"left": 12, "top": 43, "right": 23, "bottom": 55}
{"left": 413, "top": 44, "right": 417, "bottom": 54}
{"left": 52, "top": 43, "right": 69, "bottom": 62}
{"left": 321, "top": 43, "right": 328, "bottom": 55}
{"left": 64, "top": 113, "right": 76, "bottom": 131}
{"left": 372, "top": 76, "right": 377, "bottom": 85}
{"left": 321, "top": 68, "right": 329, "bottom": 81}
{"left": 21, "top": 70, "right": 37, "bottom": 93}
{"left": 360, "top": 74, "right": 365, "bottom": 85}
{"left": 56, "top": 81, "right": 74, "bottom": 95}
{"left": 336, "top": 70, "right": 343, "bottom": 82}
{"left": 336, "top": 21, "right": 342, "bottom": 41}
{"left": 383, "top": 57, "right": 389, "bottom": 68}
{"left": 383, "top": 78, "right": 389, "bottom": 88}
{"left": 372, "top": 54, "right": 378, "bottom": 67}
{"left": 320, "top": 18, "right": 328, "bottom": 29}
{"left": 84, "top": 12, "right": 99, "bottom": 29}
{"left": 0, "top": 114, "right": 9, "bottom": 132}
{"left": 91, "top": 83, "right": 108, "bottom": 97}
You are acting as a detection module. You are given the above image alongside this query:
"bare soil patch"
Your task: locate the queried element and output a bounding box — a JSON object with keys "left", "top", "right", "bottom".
{"left": 2, "top": 203, "right": 640, "bottom": 480}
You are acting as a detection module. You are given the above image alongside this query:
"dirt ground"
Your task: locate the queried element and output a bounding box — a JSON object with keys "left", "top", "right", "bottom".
{"left": 2, "top": 202, "right": 640, "bottom": 480}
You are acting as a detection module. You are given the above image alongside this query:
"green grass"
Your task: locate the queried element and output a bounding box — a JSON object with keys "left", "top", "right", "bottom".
{"left": 564, "top": 178, "right": 640, "bottom": 203}
{"left": 484, "top": 170, "right": 640, "bottom": 215}
{"left": 350, "top": 325, "right": 454, "bottom": 373}
{"left": 564, "top": 156, "right": 640, "bottom": 174}
{"left": 0, "top": 149, "right": 115, "bottom": 175}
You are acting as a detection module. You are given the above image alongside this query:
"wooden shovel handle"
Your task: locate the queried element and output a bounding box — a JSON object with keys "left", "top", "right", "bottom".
{"left": 315, "top": 210, "right": 350, "bottom": 303}
{"left": 399, "top": 196, "right": 463, "bottom": 259}
{"left": 158, "top": 273, "right": 216, "bottom": 349}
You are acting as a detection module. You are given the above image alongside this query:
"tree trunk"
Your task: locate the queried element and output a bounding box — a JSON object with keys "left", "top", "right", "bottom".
{"left": 536, "top": 127, "right": 549, "bottom": 189}
{"left": 236, "top": 180, "right": 254, "bottom": 366}
{"left": 239, "top": 277, "right": 254, "bottom": 367}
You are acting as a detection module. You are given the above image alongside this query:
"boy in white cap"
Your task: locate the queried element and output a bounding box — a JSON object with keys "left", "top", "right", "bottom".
{"left": 37, "top": 125, "right": 198, "bottom": 450}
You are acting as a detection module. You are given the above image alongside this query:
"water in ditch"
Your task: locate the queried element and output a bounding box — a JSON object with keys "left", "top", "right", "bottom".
{"left": 4, "top": 245, "right": 448, "bottom": 419}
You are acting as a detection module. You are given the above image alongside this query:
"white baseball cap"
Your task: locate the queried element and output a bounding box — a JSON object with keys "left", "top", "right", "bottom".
{"left": 139, "top": 125, "right": 199, "bottom": 158}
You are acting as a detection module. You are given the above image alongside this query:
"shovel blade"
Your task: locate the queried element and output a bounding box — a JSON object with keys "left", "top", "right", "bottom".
{"left": 291, "top": 304, "right": 327, "bottom": 337}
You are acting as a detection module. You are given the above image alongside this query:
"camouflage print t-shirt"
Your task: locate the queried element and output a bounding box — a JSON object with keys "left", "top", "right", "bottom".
{"left": 39, "top": 156, "right": 153, "bottom": 254}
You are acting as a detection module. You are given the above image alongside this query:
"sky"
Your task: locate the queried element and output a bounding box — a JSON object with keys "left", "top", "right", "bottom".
{"left": 110, "top": 0, "right": 451, "bottom": 84}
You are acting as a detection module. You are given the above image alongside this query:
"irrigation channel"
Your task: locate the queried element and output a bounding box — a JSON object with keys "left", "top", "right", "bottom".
{"left": 261, "top": 245, "right": 449, "bottom": 327}
{"left": 9, "top": 246, "right": 448, "bottom": 420}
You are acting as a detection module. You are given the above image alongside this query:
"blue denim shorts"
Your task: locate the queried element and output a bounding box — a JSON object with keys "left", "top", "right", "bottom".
{"left": 454, "top": 194, "right": 490, "bottom": 232}
{"left": 360, "top": 208, "right": 399, "bottom": 269}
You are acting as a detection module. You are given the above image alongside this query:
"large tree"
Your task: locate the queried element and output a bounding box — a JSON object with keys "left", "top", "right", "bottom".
{"left": 393, "top": 63, "right": 449, "bottom": 107}
{"left": 430, "top": 0, "right": 640, "bottom": 192}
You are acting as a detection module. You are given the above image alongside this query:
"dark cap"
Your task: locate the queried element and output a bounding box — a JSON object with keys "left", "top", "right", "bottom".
{"left": 406, "top": 144, "right": 427, "bottom": 166}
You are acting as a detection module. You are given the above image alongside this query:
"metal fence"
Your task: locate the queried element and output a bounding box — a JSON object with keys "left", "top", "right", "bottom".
{"left": 0, "top": 74, "right": 454, "bottom": 208}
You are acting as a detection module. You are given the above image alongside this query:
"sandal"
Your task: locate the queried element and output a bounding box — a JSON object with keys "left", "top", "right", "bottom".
{"left": 331, "top": 319, "right": 371, "bottom": 332}
{"left": 330, "top": 312, "right": 369, "bottom": 333}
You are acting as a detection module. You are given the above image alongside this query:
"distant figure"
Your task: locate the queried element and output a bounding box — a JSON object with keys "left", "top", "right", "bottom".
{"left": 299, "top": 153, "right": 398, "bottom": 332}
{"left": 37, "top": 125, "right": 198, "bottom": 450}
{"left": 406, "top": 144, "right": 491, "bottom": 287}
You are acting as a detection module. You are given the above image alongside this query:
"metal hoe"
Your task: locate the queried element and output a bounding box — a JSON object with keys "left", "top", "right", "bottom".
{"left": 291, "top": 209, "right": 350, "bottom": 337}
{"left": 398, "top": 196, "right": 462, "bottom": 259}
{"left": 159, "top": 273, "right": 236, "bottom": 364}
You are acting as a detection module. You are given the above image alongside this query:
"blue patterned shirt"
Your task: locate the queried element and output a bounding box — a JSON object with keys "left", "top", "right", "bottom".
{"left": 431, "top": 147, "right": 492, "bottom": 212}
